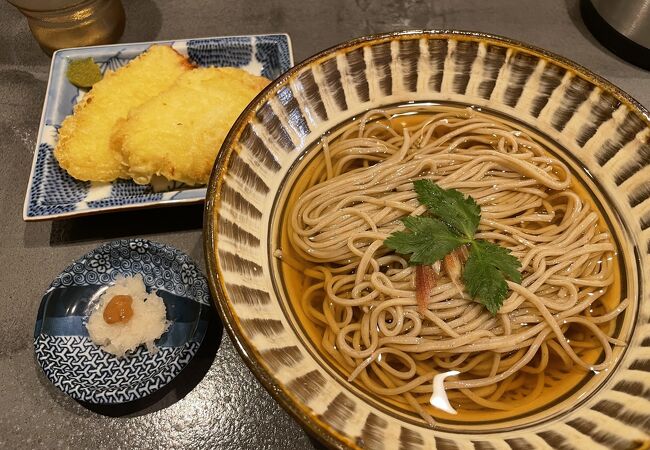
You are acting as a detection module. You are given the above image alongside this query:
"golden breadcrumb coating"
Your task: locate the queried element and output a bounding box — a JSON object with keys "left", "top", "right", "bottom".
{"left": 54, "top": 45, "right": 193, "bottom": 182}
{"left": 115, "top": 67, "right": 269, "bottom": 186}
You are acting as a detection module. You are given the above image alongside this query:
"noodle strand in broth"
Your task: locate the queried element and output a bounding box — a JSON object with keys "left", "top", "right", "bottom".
{"left": 278, "top": 105, "right": 627, "bottom": 425}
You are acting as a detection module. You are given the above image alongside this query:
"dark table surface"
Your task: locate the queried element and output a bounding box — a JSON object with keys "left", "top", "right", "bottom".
{"left": 1, "top": 0, "right": 648, "bottom": 449}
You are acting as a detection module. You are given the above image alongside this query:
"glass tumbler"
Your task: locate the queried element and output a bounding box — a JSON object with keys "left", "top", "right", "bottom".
{"left": 7, "top": 0, "right": 125, "bottom": 55}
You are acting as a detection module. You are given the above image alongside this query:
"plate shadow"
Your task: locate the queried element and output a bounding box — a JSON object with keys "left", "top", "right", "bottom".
{"left": 49, "top": 203, "right": 204, "bottom": 245}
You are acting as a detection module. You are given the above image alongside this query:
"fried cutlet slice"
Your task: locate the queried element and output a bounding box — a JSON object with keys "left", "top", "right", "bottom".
{"left": 115, "top": 67, "right": 269, "bottom": 186}
{"left": 54, "top": 45, "right": 193, "bottom": 182}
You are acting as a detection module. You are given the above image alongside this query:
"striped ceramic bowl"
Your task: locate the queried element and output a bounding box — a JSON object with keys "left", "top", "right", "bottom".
{"left": 205, "top": 31, "right": 650, "bottom": 449}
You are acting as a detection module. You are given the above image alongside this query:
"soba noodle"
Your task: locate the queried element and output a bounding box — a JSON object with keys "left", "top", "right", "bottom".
{"left": 277, "top": 105, "right": 627, "bottom": 425}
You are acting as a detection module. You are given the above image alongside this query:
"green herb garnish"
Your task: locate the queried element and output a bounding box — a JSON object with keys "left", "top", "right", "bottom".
{"left": 414, "top": 178, "right": 481, "bottom": 238}
{"left": 384, "top": 215, "right": 466, "bottom": 264}
{"left": 66, "top": 57, "right": 102, "bottom": 88}
{"left": 385, "top": 179, "right": 522, "bottom": 314}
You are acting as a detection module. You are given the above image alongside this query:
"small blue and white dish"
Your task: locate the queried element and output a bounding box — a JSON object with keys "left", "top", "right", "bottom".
{"left": 34, "top": 239, "right": 212, "bottom": 404}
{"left": 23, "top": 34, "right": 294, "bottom": 221}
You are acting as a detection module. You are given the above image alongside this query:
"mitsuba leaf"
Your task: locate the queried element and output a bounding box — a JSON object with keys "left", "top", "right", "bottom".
{"left": 384, "top": 216, "right": 465, "bottom": 265}
{"left": 463, "top": 240, "right": 522, "bottom": 314}
{"left": 383, "top": 180, "right": 523, "bottom": 316}
{"left": 413, "top": 179, "right": 480, "bottom": 239}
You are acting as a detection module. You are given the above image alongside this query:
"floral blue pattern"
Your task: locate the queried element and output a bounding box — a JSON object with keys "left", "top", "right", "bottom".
{"left": 35, "top": 239, "right": 212, "bottom": 403}
{"left": 49, "top": 239, "right": 211, "bottom": 305}
{"left": 24, "top": 34, "right": 293, "bottom": 220}
{"left": 27, "top": 143, "right": 90, "bottom": 216}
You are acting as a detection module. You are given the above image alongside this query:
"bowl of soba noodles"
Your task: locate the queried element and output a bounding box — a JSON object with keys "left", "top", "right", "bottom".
{"left": 204, "top": 30, "right": 649, "bottom": 449}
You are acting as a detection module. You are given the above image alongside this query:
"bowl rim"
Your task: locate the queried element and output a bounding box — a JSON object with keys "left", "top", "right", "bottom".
{"left": 203, "top": 29, "right": 650, "bottom": 449}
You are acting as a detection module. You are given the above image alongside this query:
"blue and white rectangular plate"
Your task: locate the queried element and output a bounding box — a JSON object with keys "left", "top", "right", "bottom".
{"left": 23, "top": 34, "right": 294, "bottom": 221}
